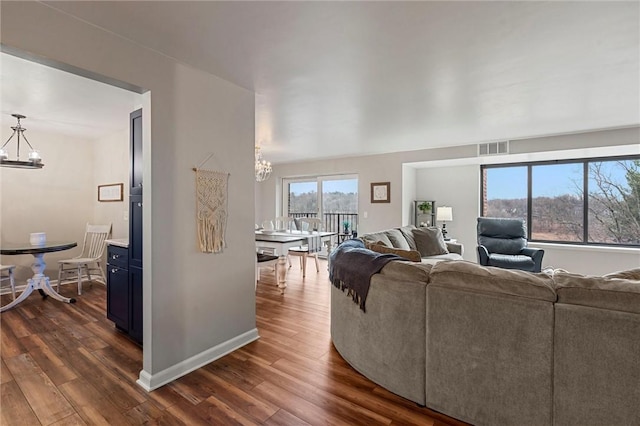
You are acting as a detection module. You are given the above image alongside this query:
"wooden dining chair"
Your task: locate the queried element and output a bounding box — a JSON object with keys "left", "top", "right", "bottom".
{"left": 256, "top": 252, "right": 279, "bottom": 290}
{"left": 287, "top": 217, "right": 323, "bottom": 278}
{"left": 57, "top": 223, "right": 112, "bottom": 295}
{"left": 274, "top": 216, "right": 296, "bottom": 232}
{"left": 0, "top": 264, "right": 17, "bottom": 300}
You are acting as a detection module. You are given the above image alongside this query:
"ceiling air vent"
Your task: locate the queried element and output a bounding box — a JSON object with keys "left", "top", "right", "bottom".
{"left": 478, "top": 141, "right": 509, "bottom": 156}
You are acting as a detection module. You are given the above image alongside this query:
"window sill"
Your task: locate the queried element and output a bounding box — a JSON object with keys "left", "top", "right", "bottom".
{"left": 529, "top": 242, "right": 640, "bottom": 255}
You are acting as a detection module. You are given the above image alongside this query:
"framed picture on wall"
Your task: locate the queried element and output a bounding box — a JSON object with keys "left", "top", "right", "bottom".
{"left": 98, "top": 183, "right": 124, "bottom": 202}
{"left": 371, "top": 182, "right": 390, "bottom": 203}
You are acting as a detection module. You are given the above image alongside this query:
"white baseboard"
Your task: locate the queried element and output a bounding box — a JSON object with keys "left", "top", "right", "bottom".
{"left": 136, "top": 328, "right": 260, "bottom": 392}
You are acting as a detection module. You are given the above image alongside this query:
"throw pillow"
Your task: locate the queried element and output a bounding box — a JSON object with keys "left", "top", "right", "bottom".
{"left": 412, "top": 227, "right": 449, "bottom": 257}
{"left": 363, "top": 239, "right": 388, "bottom": 250}
{"left": 369, "top": 244, "right": 422, "bottom": 262}
{"left": 398, "top": 225, "right": 418, "bottom": 251}
{"left": 361, "top": 231, "right": 394, "bottom": 248}
{"left": 385, "top": 229, "right": 411, "bottom": 250}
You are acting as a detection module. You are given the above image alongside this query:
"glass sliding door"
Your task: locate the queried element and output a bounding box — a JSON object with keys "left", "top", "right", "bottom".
{"left": 286, "top": 179, "right": 318, "bottom": 218}
{"left": 283, "top": 174, "right": 358, "bottom": 236}
{"left": 321, "top": 176, "right": 359, "bottom": 236}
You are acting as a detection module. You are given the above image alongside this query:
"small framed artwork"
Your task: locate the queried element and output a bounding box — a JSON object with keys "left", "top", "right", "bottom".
{"left": 98, "top": 183, "right": 124, "bottom": 202}
{"left": 371, "top": 182, "right": 391, "bottom": 203}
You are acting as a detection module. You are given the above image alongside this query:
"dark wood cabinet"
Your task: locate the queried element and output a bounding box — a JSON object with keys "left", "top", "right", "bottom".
{"left": 106, "top": 245, "right": 129, "bottom": 331}
{"left": 129, "top": 107, "right": 143, "bottom": 345}
{"left": 106, "top": 244, "right": 142, "bottom": 345}
{"left": 130, "top": 108, "right": 143, "bottom": 195}
{"left": 129, "top": 195, "right": 143, "bottom": 269}
{"left": 129, "top": 266, "right": 143, "bottom": 344}
{"left": 106, "top": 107, "right": 143, "bottom": 345}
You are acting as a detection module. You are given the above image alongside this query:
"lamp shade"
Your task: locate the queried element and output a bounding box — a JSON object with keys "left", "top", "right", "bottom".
{"left": 436, "top": 206, "right": 453, "bottom": 222}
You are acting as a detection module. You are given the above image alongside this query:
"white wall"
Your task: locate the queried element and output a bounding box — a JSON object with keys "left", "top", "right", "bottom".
{"left": 258, "top": 127, "right": 639, "bottom": 274}
{"left": 260, "top": 151, "right": 419, "bottom": 234}
{"left": 0, "top": 131, "right": 95, "bottom": 280}
{"left": 415, "top": 165, "right": 479, "bottom": 262}
{"left": 401, "top": 165, "right": 416, "bottom": 227}
{"left": 1, "top": 122, "right": 139, "bottom": 286}
{"left": 2, "top": 1, "right": 256, "bottom": 390}
{"left": 93, "top": 127, "right": 131, "bottom": 240}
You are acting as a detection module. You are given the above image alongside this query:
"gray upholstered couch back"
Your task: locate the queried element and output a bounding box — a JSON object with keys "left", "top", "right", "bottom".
{"left": 330, "top": 258, "right": 640, "bottom": 426}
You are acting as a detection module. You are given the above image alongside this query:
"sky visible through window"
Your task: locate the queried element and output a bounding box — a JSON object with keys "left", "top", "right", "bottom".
{"left": 486, "top": 167, "right": 527, "bottom": 200}
{"left": 487, "top": 163, "right": 629, "bottom": 199}
{"left": 290, "top": 179, "right": 357, "bottom": 195}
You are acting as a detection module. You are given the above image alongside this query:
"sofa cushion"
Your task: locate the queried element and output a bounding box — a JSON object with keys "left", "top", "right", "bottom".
{"left": 554, "top": 271, "right": 640, "bottom": 315}
{"left": 604, "top": 268, "right": 640, "bottom": 280}
{"left": 370, "top": 244, "right": 422, "bottom": 262}
{"left": 430, "top": 261, "right": 557, "bottom": 301}
{"left": 398, "top": 225, "right": 418, "bottom": 250}
{"left": 412, "top": 227, "right": 449, "bottom": 257}
{"left": 421, "top": 253, "right": 463, "bottom": 263}
{"left": 378, "top": 260, "right": 432, "bottom": 282}
{"left": 361, "top": 231, "right": 393, "bottom": 248}
{"left": 384, "top": 229, "right": 412, "bottom": 250}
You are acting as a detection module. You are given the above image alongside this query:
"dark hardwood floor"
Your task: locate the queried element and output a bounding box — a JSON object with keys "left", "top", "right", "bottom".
{"left": 1, "top": 261, "right": 465, "bottom": 425}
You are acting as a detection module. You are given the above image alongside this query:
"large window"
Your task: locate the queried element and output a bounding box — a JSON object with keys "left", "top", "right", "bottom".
{"left": 284, "top": 175, "right": 359, "bottom": 234}
{"left": 482, "top": 156, "right": 640, "bottom": 247}
{"left": 531, "top": 163, "right": 583, "bottom": 242}
{"left": 483, "top": 166, "right": 527, "bottom": 219}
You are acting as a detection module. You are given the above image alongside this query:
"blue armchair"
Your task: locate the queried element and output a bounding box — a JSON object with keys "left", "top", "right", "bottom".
{"left": 476, "top": 217, "right": 544, "bottom": 273}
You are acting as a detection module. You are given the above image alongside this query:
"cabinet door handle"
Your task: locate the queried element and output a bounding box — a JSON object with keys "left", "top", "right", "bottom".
{"left": 138, "top": 183, "right": 143, "bottom": 187}
{"left": 111, "top": 268, "right": 118, "bottom": 273}
{"left": 112, "top": 254, "right": 119, "bottom": 259}
{"left": 137, "top": 202, "right": 142, "bottom": 207}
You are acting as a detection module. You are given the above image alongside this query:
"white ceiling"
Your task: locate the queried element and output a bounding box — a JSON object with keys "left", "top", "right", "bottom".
{"left": 5, "top": 1, "right": 640, "bottom": 163}
{"left": 0, "top": 53, "right": 140, "bottom": 141}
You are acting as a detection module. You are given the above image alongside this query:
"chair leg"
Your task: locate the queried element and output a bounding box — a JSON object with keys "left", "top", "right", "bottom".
{"left": 313, "top": 254, "right": 319, "bottom": 272}
{"left": 97, "top": 262, "right": 106, "bottom": 285}
{"left": 9, "top": 269, "right": 16, "bottom": 300}
{"left": 301, "top": 253, "right": 307, "bottom": 278}
{"left": 57, "top": 263, "right": 63, "bottom": 292}
{"left": 255, "top": 261, "right": 259, "bottom": 289}
{"left": 86, "top": 264, "right": 94, "bottom": 289}
{"left": 77, "top": 265, "right": 82, "bottom": 295}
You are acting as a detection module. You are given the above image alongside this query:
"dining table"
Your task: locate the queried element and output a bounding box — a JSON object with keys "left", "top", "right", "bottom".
{"left": 0, "top": 241, "right": 78, "bottom": 313}
{"left": 255, "top": 230, "right": 335, "bottom": 294}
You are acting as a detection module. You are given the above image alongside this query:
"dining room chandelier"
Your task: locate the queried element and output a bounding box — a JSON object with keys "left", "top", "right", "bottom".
{"left": 255, "top": 145, "right": 272, "bottom": 182}
{"left": 0, "top": 114, "right": 44, "bottom": 169}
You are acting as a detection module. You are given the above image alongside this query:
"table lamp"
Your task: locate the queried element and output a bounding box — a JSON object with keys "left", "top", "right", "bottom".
{"left": 436, "top": 206, "right": 453, "bottom": 239}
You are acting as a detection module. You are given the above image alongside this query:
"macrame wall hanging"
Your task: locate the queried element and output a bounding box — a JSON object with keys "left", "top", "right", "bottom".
{"left": 193, "top": 154, "right": 229, "bottom": 253}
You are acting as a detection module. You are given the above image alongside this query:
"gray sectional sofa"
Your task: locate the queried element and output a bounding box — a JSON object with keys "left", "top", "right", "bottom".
{"left": 330, "top": 255, "right": 640, "bottom": 426}
{"left": 360, "top": 225, "right": 464, "bottom": 263}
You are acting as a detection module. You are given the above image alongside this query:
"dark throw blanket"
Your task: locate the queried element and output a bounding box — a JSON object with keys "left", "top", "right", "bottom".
{"left": 329, "top": 239, "right": 401, "bottom": 311}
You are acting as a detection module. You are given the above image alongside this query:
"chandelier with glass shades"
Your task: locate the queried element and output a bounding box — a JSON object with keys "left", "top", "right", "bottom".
{"left": 255, "top": 145, "right": 272, "bottom": 182}
{"left": 0, "top": 114, "right": 44, "bottom": 169}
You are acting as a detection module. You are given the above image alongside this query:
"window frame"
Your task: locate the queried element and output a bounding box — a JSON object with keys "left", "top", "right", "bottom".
{"left": 481, "top": 154, "right": 640, "bottom": 248}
